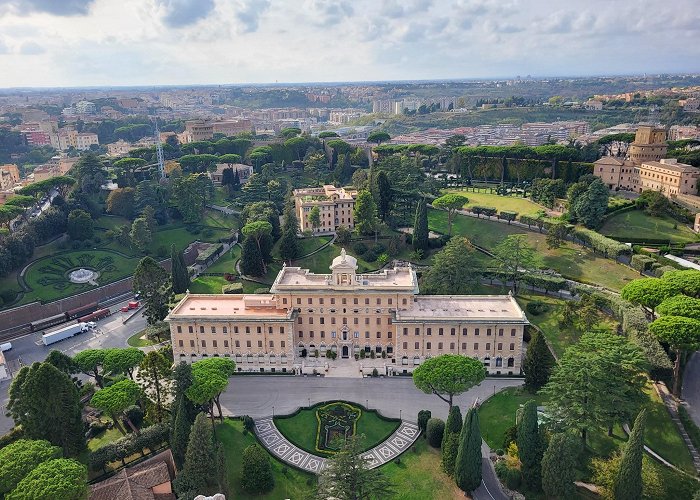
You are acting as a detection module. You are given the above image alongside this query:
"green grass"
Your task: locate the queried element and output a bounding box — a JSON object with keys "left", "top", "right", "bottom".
{"left": 189, "top": 275, "right": 230, "bottom": 294}
{"left": 443, "top": 188, "right": 547, "bottom": 217}
{"left": 429, "top": 209, "right": 640, "bottom": 291}
{"left": 127, "top": 330, "right": 156, "bottom": 347}
{"left": 516, "top": 294, "right": 618, "bottom": 357}
{"left": 293, "top": 244, "right": 375, "bottom": 274}
{"left": 600, "top": 209, "right": 698, "bottom": 244}
{"left": 380, "top": 438, "right": 460, "bottom": 500}
{"left": 217, "top": 419, "right": 316, "bottom": 500}
{"left": 87, "top": 427, "right": 123, "bottom": 451}
{"left": 205, "top": 245, "right": 241, "bottom": 274}
{"left": 479, "top": 387, "right": 546, "bottom": 450}
{"left": 274, "top": 402, "right": 400, "bottom": 457}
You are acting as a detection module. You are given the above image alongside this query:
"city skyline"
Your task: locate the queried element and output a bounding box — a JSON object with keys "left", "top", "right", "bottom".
{"left": 0, "top": 0, "right": 699, "bottom": 88}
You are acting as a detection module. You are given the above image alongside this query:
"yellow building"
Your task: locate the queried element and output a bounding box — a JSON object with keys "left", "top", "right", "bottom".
{"left": 293, "top": 185, "right": 358, "bottom": 234}
{"left": 167, "top": 250, "right": 528, "bottom": 376}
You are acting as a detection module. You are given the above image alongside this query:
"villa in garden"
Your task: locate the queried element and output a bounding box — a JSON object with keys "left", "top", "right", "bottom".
{"left": 167, "top": 249, "right": 529, "bottom": 376}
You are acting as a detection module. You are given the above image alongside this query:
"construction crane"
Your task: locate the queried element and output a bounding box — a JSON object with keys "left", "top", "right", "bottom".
{"left": 153, "top": 117, "right": 165, "bottom": 179}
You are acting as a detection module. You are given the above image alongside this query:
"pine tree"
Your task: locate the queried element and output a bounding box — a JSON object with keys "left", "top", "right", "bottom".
{"left": 613, "top": 409, "right": 646, "bottom": 500}
{"left": 375, "top": 170, "right": 392, "bottom": 221}
{"left": 279, "top": 228, "right": 300, "bottom": 261}
{"left": 170, "top": 244, "right": 190, "bottom": 294}
{"left": 542, "top": 433, "right": 580, "bottom": 499}
{"left": 441, "top": 405, "right": 463, "bottom": 476}
{"left": 413, "top": 197, "right": 429, "bottom": 252}
{"left": 455, "top": 408, "right": 482, "bottom": 492}
{"left": 523, "top": 332, "right": 555, "bottom": 392}
{"left": 240, "top": 235, "right": 265, "bottom": 276}
{"left": 517, "top": 400, "right": 543, "bottom": 491}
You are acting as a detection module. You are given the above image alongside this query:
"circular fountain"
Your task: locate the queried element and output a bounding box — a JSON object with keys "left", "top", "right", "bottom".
{"left": 68, "top": 268, "right": 99, "bottom": 284}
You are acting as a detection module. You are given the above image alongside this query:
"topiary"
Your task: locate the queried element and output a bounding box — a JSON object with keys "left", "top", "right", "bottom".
{"left": 243, "top": 415, "right": 255, "bottom": 433}
{"left": 426, "top": 418, "right": 445, "bottom": 448}
{"left": 417, "top": 410, "right": 432, "bottom": 433}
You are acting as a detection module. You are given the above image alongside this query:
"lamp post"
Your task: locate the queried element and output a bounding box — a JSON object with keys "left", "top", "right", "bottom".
{"left": 400, "top": 409, "right": 402, "bottom": 420}
{"left": 272, "top": 406, "right": 275, "bottom": 417}
{"left": 366, "top": 399, "right": 368, "bottom": 409}
{"left": 308, "top": 398, "right": 311, "bottom": 408}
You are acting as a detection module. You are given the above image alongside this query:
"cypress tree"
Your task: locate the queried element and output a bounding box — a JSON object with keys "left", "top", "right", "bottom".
{"left": 517, "top": 400, "right": 543, "bottom": 491}
{"left": 375, "top": 170, "right": 392, "bottom": 221}
{"left": 170, "top": 244, "right": 190, "bottom": 294}
{"left": 171, "top": 395, "right": 192, "bottom": 469}
{"left": 240, "top": 235, "right": 265, "bottom": 276}
{"left": 613, "top": 409, "right": 646, "bottom": 500}
{"left": 441, "top": 405, "right": 463, "bottom": 476}
{"left": 523, "top": 332, "right": 555, "bottom": 392}
{"left": 542, "top": 433, "right": 580, "bottom": 499}
{"left": 413, "top": 197, "right": 429, "bottom": 252}
{"left": 455, "top": 408, "right": 482, "bottom": 492}
{"left": 178, "top": 413, "right": 215, "bottom": 492}
{"left": 279, "top": 228, "right": 300, "bottom": 261}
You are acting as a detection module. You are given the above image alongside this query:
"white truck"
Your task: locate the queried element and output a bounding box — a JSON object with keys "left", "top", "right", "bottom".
{"left": 0, "top": 342, "right": 11, "bottom": 352}
{"left": 42, "top": 322, "right": 89, "bottom": 346}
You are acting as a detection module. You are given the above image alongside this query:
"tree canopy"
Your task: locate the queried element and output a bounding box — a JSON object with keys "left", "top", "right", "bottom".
{"left": 421, "top": 237, "right": 481, "bottom": 295}
{"left": 621, "top": 278, "right": 679, "bottom": 310}
{"left": 5, "top": 458, "right": 87, "bottom": 500}
{"left": 432, "top": 193, "right": 468, "bottom": 236}
{"left": 0, "top": 439, "right": 62, "bottom": 494}
{"left": 413, "top": 354, "right": 486, "bottom": 407}
{"left": 186, "top": 357, "right": 236, "bottom": 423}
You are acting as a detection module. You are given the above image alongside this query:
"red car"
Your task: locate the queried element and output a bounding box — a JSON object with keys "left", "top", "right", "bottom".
{"left": 128, "top": 301, "right": 140, "bottom": 309}
{"left": 120, "top": 306, "right": 129, "bottom": 312}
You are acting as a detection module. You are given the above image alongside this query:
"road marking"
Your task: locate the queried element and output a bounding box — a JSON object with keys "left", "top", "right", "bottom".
{"left": 480, "top": 478, "right": 497, "bottom": 500}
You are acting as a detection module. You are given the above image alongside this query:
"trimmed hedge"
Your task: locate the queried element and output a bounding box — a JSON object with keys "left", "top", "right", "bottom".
{"left": 522, "top": 273, "right": 567, "bottom": 293}
{"left": 222, "top": 283, "right": 243, "bottom": 294}
{"left": 571, "top": 227, "right": 631, "bottom": 258}
{"left": 89, "top": 423, "right": 169, "bottom": 472}
{"left": 426, "top": 418, "right": 445, "bottom": 448}
{"left": 631, "top": 254, "right": 656, "bottom": 273}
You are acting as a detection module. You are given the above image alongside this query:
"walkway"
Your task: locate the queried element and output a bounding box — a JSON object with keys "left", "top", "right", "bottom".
{"left": 654, "top": 382, "right": 700, "bottom": 473}
{"left": 253, "top": 416, "right": 420, "bottom": 474}
{"left": 682, "top": 351, "right": 700, "bottom": 427}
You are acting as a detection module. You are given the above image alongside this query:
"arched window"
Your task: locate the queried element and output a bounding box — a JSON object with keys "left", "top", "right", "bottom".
{"left": 402, "top": 356, "right": 408, "bottom": 365}
{"left": 495, "top": 357, "right": 503, "bottom": 367}
{"left": 507, "top": 357, "right": 514, "bottom": 368}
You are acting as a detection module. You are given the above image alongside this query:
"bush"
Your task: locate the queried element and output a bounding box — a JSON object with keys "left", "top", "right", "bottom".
{"left": 240, "top": 444, "right": 274, "bottom": 494}
{"left": 495, "top": 461, "right": 522, "bottom": 490}
{"left": 87, "top": 420, "right": 108, "bottom": 439}
{"left": 373, "top": 243, "right": 386, "bottom": 254}
{"left": 679, "top": 406, "right": 700, "bottom": 451}
{"left": 372, "top": 368, "right": 379, "bottom": 377}
{"left": 155, "top": 246, "right": 168, "bottom": 258}
{"left": 243, "top": 415, "right": 256, "bottom": 433}
{"left": 0, "top": 289, "right": 17, "bottom": 305}
{"left": 352, "top": 242, "right": 367, "bottom": 255}
{"left": 222, "top": 283, "right": 243, "bottom": 294}
{"left": 495, "top": 448, "right": 505, "bottom": 456}
{"left": 364, "top": 250, "right": 377, "bottom": 262}
{"left": 526, "top": 300, "right": 549, "bottom": 316}
{"left": 123, "top": 405, "right": 144, "bottom": 430}
{"left": 502, "top": 425, "right": 518, "bottom": 450}
{"left": 426, "top": 418, "right": 445, "bottom": 448}
{"left": 89, "top": 423, "right": 169, "bottom": 471}
{"left": 631, "top": 254, "right": 656, "bottom": 273}
{"left": 417, "top": 410, "right": 432, "bottom": 433}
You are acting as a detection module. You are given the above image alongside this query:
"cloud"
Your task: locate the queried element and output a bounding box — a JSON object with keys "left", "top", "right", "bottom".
{"left": 3, "top": 0, "right": 95, "bottom": 16}
{"left": 233, "top": 0, "right": 271, "bottom": 33}
{"left": 0, "top": 40, "right": 10, "bottom": 54}
{"left": 19, "top": 41, "right": 45, "bottom": 54}
{"left": 158, "top": 0, "right": 215, "bottom": 28}
{"left": 304, "top": 0, "right": 354, "bottom": 27}
{"left": 380, "top": 0, "right": 432, "bottom": 18}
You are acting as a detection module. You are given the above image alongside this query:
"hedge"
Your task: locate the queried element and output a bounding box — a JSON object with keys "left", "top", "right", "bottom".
{"left": 522, "top": 273, "right": 567, "bottom": 293}
{"left": 519, "top": 215, "right": 554, "bottom": 231}
{"left": 89, "top": 423, "right": 169, "bottom": 472}
{"left": 631, "top": 254, "right": 656, "bottom": 273}
{"left": 606, "top": 236, "right": 672, "bottom": 246}
{"left": 570, "top": 227, "right": 631, "bottom": 258}
{"left": 195, "top": 243, "right": 223, "bottom": 264}
{"left": 222, "top": 283, "right": 243, "bottom": 294}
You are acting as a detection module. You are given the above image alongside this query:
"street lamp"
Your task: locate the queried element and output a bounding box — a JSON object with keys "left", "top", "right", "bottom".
{"left": 400, "top": 409, "right": 402, "bottom": 420}
{"left": 308, "top": 398, "right": 311, "bottom": 408}
{"left": 366, "top": 399, "right": 368, "bottom": 409}
{"left": 272, "top": 406, "right": 275, "bottom": 417}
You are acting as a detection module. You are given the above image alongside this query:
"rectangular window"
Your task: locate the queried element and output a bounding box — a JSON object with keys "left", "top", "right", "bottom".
{"left": 487, "top": 328, "right": 492, "bottom": 336}
{"left": 319, "top": 298, "right": 324, "bottom": 304}
{"left": 283, "top": 298, "right": 287, "bottom": 304}
{"left": 269, "top": 340, "right": 274, "bottom": 347}
{"left": 245, "top": 326, "right": 250, "bottom": 333}
{"left": 415, "top": 328, "right": 420, "bottom": 335}
{"left": 376, "top": 298, "right": 381, "bottom": 305}
{"left": 247, "top": 340, "right": 251, "bottom": 348}
{"left": 212, "top": 340, "right": 218, "bottom": 348}
{"left": 498, "top": 328, "right": 504, "bottom": 336}
{"left": 462, "top": 342, "right": 466, "bottom": 350}
{"left": 376, "top": 332, "right": 381, "bottom": 338}
{"left": 510, "top": 343, "right": 515, "bottom": 351}
{"left": 296, "top": 298, "right": 301, "bottom": 305}
{"left": 474, "top": 342, "right": 478, "bottom": 350}
{"left": 498, "top": 343, "right": 503, "bottom": 350}
{"left": 331, "top": 318, "right": 336, "bottom": 325}
{"left": 224, "top": 340, "right": 229, "bottom": 347}
{"left": 354, "top": 298, "right": 358, "bottom": 305}
{"left": 178, "top": 340, "right": 184, "bottom": 347}
{"left": 223, "top": 327, "right": 228, "bottom": 334}
{"left": 342, "top": 298, "right": 347, "bottom": 305}
{"left": 177, "top": 326, "right": 182, "bottom": 333}
{"left": 365, "top": 318, "right": 370, "bottom": 325}
{"left": 188, "top": 326, "right": 193, "bottom": 333}
{"left": 258, "top": 340, "right": 263, "bottom": 348}
{"left": 450, "top": 342, "right": 455, "bottom": 350}
{"left": 427, "top": 328, "right": 432, "bottom": 336}
{"left": 280, "top": 327, "right": 285, "bottom": 334}
{"left": 388, "top": 299, "right": 393, "bottom": 305}
{"left": 438, "top": 328, "right": 444, "bottom": 336}
{"left": 451, "top": 328, "right": 456, "bottom": 336}
{"left": 309, "top": 317, "right": 314, "bottom": 325}
{"left": 210, "top": 326, "right": 216, "bottom": 334}
{"left": 365, "top": 331, "right": 370, "bottom": 338}
{"left": 403, "top": 342, "right": 408, "bottom": 349}
{"left": 199, "top": 326, "right": 204, "bottom": 334}
{"left": 365, "top": 298, "right": 370, "bottom": 305}
{"left": 298, "top": 331, "right": 303, "bottom": 338}
{"left": 475, "top": 328, "right": 479, "bottom": 336}
{"left": 354, "top": 318, "right": 359, "bottom": 325}
{"left": 235, "top": 340, "right": 240, "bottom": 347}
{"left": 438, "top": 342, "right": 443, "bottom": 349}
{"left": 234, "top": 326, "right": 239, "bottom": 333}
{"left": 486, "top": 342, "right": 491, "bottom": 350}
{"left": 281, "top": 341, "right": 286, "bottom": 348}
{"left": 190, "top": 340, "right": 195, "bottom": 347}
{"left": 511, "top": 328, "right": 516, "bottom": 336}
{"left": 308, "top": 298, "right": 312, "bottom": 305}
{"left": 257, "top": 327, "right": 261, "bottom": 334}
{"left": 376, "top": 318, "right": 381, "bottom": 325}
{"left": 403, "top": 328, "right": 408, "bottom": 336}
{"left": 297, "top": 317, "right": 303, "bottom": 324}
{"left": 201, "top": 340, "right": 206, "bottom": 347}
{"left": 402, "top": 298, "right": 407, "bottom": 305}
{"left": 415, "top": 342, "right": 420, "bottom": 349}
{"left": 310, "top": 331, "right": 314, "bottom": 338}
{"left": 388, "top": 331, "right": 392, "bottom": 339}
{"left": 426, "top": 342, "right": 431, "bottom": 350}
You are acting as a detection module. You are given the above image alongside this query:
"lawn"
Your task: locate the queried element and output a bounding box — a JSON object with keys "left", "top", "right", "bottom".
{"left": 20, "top": 249, "right": 140, "bottom": 304}
{"left": 429, "top": 209, "right": 640, "bottom": 291}
{"left": 479, "top": 386, "right": 546, "bottom": 450}
{"left": 443, "top": 188, "right": 547, "bottom": 218}
{"left": 274, "top": 402, "right": 400, "bottom": 457}
{"left": 516, "top": 294, "right": 618, "bottom": 358}
{"left": 380, "top": 438, "right": 462, "bottom": 500}
{"left": 189, "top": 275, "right": 230, "bottom": 294}
{"left": 217, "top": 419, "right": 316, "bottom": 500}
{"left": 126, "top": 330, "right": 156, "bottom": 347}
{"left": 600, "top": 209, "right": 698, "bottom": 244}
{"left": 87, "top": 427, "right": 123, "bottom": 451}
{"left": 205, "top": 245, "right": 241, "bottom": 275}
{"left": 292, "top": 244, "right": 375, "bottom": 274}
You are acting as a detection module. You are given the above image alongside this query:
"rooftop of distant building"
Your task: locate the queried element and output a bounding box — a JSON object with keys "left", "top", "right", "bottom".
{"left": 167, "top": 294, "right": 291, "bottom": 320}
{"left": 394, "top": 295, "right": 528, "bottom": 323}
{"left": 293, "top": 185, "right": 357, "bottom": 202}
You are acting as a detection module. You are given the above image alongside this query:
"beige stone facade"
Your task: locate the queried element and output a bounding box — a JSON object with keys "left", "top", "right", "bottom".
{"left": 293, "top": 185, "right": 358, "bottom": 234}
{"left": 628, "top": 126, "right": 667, "bottom": 164}
{"left": 167, "top": 250, "right": 529, "bottom": 375}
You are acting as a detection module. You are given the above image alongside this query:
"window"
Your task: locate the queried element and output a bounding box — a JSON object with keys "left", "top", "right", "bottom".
{"left": 258, "top": 340, "right": 263, "bottom": 348}
{"left": 388, "top": 331, "right": 392, "bottom": 339}
{"left": 450, "top": 342, "right": 455, "bottom": 350}
{"left": 298, "top": 331, "right": 303, "bottom": 338}
{"left": 354, "top": 318, "right": 359, "bottom": 325}
{"left": 319, "top": 317, "right": 324, "bottom": 325}
{"left": 495, "top": 357, "right": 502, "bottom": 367}
{"left": 310, "top": 331, "right": 314, "bottom": 338}
{"left": 283, "top": 298, "right": 287, "bottom": 305}
{"left": 309, "top": 317, "right": 314, "bottom": 324}
{"left": 365, "top": 331, "right": 370, "bottom": 338}
{"left": 212, "top": 340, "right": 218, "bottom": 348}
{"left": 331, "top": 318, "right": 336, "bottom": 325}
{"left": 427, "top": 328, "right": 432, "bottom": 336}
{"left": 474, "top": 342, "right": 478, "bottom": 350}
{"left": 403, "top": 328, "right": 408, "bottom": 336}
{"left": 234, "top": 326, "right": 239, "bottom": 333}
{"left": 235, "top": 340, "right": 240, "bottom": 347}
{"left": 269, "top": 340, "right": 274, "bottom": 347}
{"left": 199, "top": 326, "right": 204, "bottom": 333}
{"left": 415, "top": 342, "right": 420, "bottom": 349}
{"left": 365, "top": 298, "right": 370, "bottom": 305}
{"left": 511, "top": 328, "right": 516, "bottom": 336}
{"left": 451, "top": 328, "right": 456, "bottom": 336}
{"left": 281, "top": 341, "right": 286, "bottom": 348}
{"left": 280, "top": 327, "right": 285, "bottom": 334}
{"left": 223, "top": 327, "right": 228, "bottom": 334}
{"left": 475, "top": 328, "right": 479, "bottom": 336}
{"left": 224, "top": 340, "right": 229, "bottom": 347}
{"left": 388, "top": 299, "right": 393, "bottom": 305}
{"left": 498, "top": 343, "right": 503, "bottom": 350}
{"left": 376, "top": 318, "right": 381, "bottom": 325}
{"left": 486, "top": 342, "right": 491, "bottom": 350}
{"left": 365, "top": 318, "right": 370, "bottom": 325}
{"left": 438, "top": 328, "right": 443, "bottom": 336}
{"left": 188, "top": 326, "right": 193, "bottom": 333}
{"left": 331, "top": 298, "right": 335, "bottom": 304}
{"left": 376, "top": 298, "right": 381, "bottom": 305}
{"left": 438, "top": 342, "right": 443, "bottom": 349}
{"left": 245, "top": 326, "right": 250, "bottom": 333}
{"left": 342, "top": 298, "right": 347, "bottom": 305}
{"left": 178, "top": 340, "right": 184, "bottom": 347}
{"left": 177, "top": 326, "right": 182, "bottom": 333}
{"left": 201, "top": 340, "right": 206, "bottom": 347}
{"left": 247, "top": 340, "right": 251, "bottom": 348}
{"left": 415, "top": 328, "right": 420, "bottom": 335}
{"left": 319, "top": 298, "right": 324, "bottom": 304}
{"left": 190, "top": 340, "right": 195, "bottom": 347}
{"left": 403, "top": 342, "right": 408, "bottom": 349}
{"left": 498, "top": 328, "right": 503, "bottom": 336}
{"left": 376, "top": 332, "right": 381, "bottom": 338}
{"left": 354, "top": 298, "right": 358, "bottom": 304}
{"left": 308, "top": 298, "right": 312, "bottom": 305}
{"left": 402, "top": 298, "right": 407, "bottom": 305}
{"left": 426, "top": 342, "right": 431, "bottom": 350}
{"left": 257, "top": 326, "right": 261, "bottom": 334}
{"left": 462, "top": 328, "right": 467, "bottom": 335}
{"left": 510, "top": 343, "right": 515, "bottom": 351}
{"left": 487, "top": 328, "right": 492, "bottom": 336}
{"left": 296, "top": 298, "right": 301, "bottom": 305}
{"left": 462, "top": 342, "right": 466, "bottom": 350}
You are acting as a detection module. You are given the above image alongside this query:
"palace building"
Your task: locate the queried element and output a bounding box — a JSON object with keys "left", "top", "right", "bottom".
{"left": 293, "top": 185, "right": 358, "bottom": 234}
{"left": 166, "top": 249, "right": 529, "bottom": 376}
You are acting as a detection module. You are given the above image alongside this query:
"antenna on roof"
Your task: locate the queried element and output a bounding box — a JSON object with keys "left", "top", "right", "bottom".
{"left": 152, "top": 116, "right": 166, "bottom": 180}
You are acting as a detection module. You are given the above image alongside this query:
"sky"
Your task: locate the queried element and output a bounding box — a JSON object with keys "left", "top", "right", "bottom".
{"left": 0, "top": 0, "right": 699, "bottom": 88}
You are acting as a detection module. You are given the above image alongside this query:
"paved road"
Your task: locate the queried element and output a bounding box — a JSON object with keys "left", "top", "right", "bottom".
{"left": 682, "top": 351, "right": 700, "bottom": 426}
{"left": 219, "top": 376, "right": 521, "bottom": 422}
{"left": 0, "top": 301, "right": 147, "bottom": 434}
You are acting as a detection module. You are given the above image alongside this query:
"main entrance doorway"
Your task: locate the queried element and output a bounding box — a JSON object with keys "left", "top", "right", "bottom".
{"left": 341, "top": 345, "right": 349, "bottom": 358}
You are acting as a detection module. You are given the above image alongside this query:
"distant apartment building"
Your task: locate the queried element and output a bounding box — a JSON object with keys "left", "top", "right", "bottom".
{"left": 106, "top": 139, "right": 134, "bottom": 157}
{"left": 20, "top": 123, "right": 52, "bottom": 146}
{"left": 328, "top": 110, "right": 364, "bottom": 125}
{"left": 293, "top": 185, "right": 358, "bottom": 234}
{"left": 680, "top": 98, "right": 700, "bottom": 113}
{"left": 75, "top": 101, "right": 96, "bottom": 114}
{"left": 593, "top": 126, "right": 700, "bottom": 197}
{"left": 669, "top": 125, "right": 700, "bottom": 141}
{"left": 181, "top": 120, "right": 214, "bottom": 143}
{"left": 50, "top": 129, "right": 99, "bottom": 151}
{"left": 210, "top": 163, "right": 253, "bottom": 185}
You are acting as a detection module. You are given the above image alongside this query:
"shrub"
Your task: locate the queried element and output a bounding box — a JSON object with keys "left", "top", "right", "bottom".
{"left": 631, "top": 254, "right": 656, "bottom": 273}
{"left": 373, "top": 243, "right": 386, "bottom": 254}
{"left": 243, "top": 415, "right": 256, "bottom": 433}
{"left": 123, "top": 405, "right": 144, "bottom": 430}
{"left": 352, "top": 242, "right": 367, "bottom": 255}
{"left": 426, "top": 418, "right": 445, "bottom": 448}
{"left": 240, "top": 444, "right": 274, "bottom": 494}
{"left": 222, "top": 283, "right": 243, "bottom": 294}
{"left": 417, "top": 410, "right": 432, "bottom": 433}
{"left": 495, "top": 462, "right": 522, "bottom": 490}
{"left": 86, "top": 420, "right": 108, "bottom": 439}
{"left": 495, "top": 448, "right": 505, "bottom": 456}
{"left": 364, "top": 250, "right": 377, "bottom": 262}
{"left": 502, "top": 425, "right": 518, "bottom": 450}
{"left": 372, "top": 368, "right": 379, "bottom": 377}
{"left": 525, "top": 300, "right": 549, "bottom": 316}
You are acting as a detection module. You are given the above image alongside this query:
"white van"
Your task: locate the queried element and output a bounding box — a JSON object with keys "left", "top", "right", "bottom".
{"left": 0, "top": 342, "right": 12, "bottom": 352}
